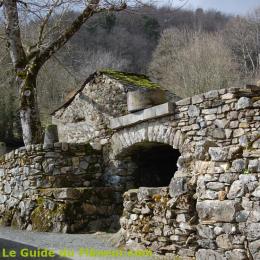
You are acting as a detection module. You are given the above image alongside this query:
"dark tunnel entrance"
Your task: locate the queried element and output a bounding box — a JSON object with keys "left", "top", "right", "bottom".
{"left": 121, "top": 142, "right": 181, "bottom": 188}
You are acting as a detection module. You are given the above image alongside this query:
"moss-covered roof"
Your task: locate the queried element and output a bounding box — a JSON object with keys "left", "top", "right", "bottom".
{"left": 51, "top": 69, "right": 161, "bottom": 115}
{"left": 101, "top": 69, "right": 160, "bottom": 89}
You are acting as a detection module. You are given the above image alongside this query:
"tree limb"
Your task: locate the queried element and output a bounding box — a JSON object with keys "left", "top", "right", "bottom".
{"left": 35, "top": 0, "right": 127, "bottom": 68}
{"left": 27, "top": 0, "right": 61, "bottom": 53}
{"left": 17, "top": 0, "right": 28, "bottom": 8}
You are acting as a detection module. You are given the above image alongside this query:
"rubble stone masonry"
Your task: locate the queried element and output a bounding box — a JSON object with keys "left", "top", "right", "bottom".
{"left": 0, "top": 84, "right": 259, "bottom": 259}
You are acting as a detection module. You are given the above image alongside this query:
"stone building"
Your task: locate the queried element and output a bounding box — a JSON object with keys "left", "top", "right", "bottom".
{"left": 52, "top": 70, "right": 178, "bottom": 145}
{"left": 0, "top": 70, "right": 259, "bottom": 260}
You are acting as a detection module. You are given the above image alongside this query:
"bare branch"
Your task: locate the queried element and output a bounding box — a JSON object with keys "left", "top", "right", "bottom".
{"left": 37, "top": 0, "right": 61, "bottom": 46}
{"left": 17, "top": 0, "right": 28, "bottom": 8}
{"left": 35, "top": 0, "right": 127, "bottom": 67}
{"left": 52, "top": 54, "right": 81, "bottom": 83}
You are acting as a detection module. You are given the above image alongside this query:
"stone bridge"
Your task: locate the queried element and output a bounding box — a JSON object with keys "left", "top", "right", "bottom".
{"left": 0, "top": 85, "right": 260, "bottom": 260}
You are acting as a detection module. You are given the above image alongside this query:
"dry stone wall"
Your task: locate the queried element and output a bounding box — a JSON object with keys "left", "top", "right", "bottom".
{"left": 195, "top": 138, "right": 260, "bottom": 260}
{"left": 0, "top": 83, "right": 259, "bottom": 259}
{"left": 121, "top": 184, "right": 197, "bottom": 258}
{"left": 0, "top": 142, "right": 121, "bottom": 233}
{"left": 109, "top": 86, "right": 260, "bottom": 259}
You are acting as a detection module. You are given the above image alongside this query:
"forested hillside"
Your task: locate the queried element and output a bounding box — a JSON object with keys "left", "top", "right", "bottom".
{"left": 0, "top": 4, "right": 259, "bottom": 146}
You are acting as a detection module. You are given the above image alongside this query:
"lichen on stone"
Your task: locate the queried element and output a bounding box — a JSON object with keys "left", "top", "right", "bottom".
{"left": 101, "top": 69, "right": 160, "bottom": 89}
{"left": 31, "top": 198, "right": 67, "bottom": 232}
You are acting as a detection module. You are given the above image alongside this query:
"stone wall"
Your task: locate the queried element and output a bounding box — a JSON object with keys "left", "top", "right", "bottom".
{"left": 195, "top": 138, "right": 260, "bottom": 260}
{"left": 52, "top": 73, "right": 139, "bottom": 145}
{"left": 0, "top": 142, "right": 121, "bottom": 233}
{"left": 121, "top": 184, "right": 196, "bottom": 258}
{"left": 109, "top": 85, "right": 260, "bottom": 259}
{"left": 0, "top": 84, "right": 259, "bottom": 259}
{"left": 52, "top": 72, "right": 178, "bottom": 146}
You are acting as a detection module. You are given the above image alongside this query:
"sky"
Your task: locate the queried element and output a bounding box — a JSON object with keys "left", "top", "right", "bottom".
{"left": 169, "top": 0, "right": 260, "bottom": 15}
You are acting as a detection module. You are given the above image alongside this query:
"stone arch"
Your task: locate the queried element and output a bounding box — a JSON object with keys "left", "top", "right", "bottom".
{"left": 109, "top": 121, "right": 184, "bottom": 160}
{"left": 103, "top": 120, "right": 189, "bottom": 192}
{"left": 103, "top": 120, "right": 198, "bottom": 234}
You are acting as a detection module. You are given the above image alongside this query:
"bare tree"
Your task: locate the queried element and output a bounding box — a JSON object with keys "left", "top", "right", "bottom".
{"left": 1, "top": 0, "right": 127, "bottom": 145}
{"left": 224, "top": 10, "right": 260, "bottom": 78}
{"left": 224, "top": 18, "right": 254, "bottom": 76}
{"left": 149, "top": 28, "right": 238, "bottom": 97}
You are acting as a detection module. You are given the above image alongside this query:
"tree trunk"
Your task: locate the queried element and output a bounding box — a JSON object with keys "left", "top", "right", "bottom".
{"left": 18, "top": 70, "right": 42, "bottom": 146}
{"left": 3, "top": 0, "right": 126, "bottom": 146}
{"left": 3, "top": 0, "right": 42, "bottom": 145}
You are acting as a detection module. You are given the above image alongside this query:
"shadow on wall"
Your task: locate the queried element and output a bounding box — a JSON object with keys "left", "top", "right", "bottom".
{"left": 0, "top": 238, "right": 71, "bottom": 260}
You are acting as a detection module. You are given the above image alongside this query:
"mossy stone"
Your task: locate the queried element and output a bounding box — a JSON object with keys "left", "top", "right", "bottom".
{"left": 101, "top": 69, "right": 160, "bottom": 89}
{"left": 31, "top": 198, "right": 67, "bottom": 232}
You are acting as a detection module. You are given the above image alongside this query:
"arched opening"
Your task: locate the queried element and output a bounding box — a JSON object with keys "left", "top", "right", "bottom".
{"left": 118, "top": 142, "right": 181, "bottom": 188}
{"left": 101, "top": 141, "right": 181, "bottom": 232}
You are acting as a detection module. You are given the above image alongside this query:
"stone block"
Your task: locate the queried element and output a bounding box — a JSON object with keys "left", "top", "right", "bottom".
{"left": 4, "top": 183, "right": 11, "bottom": 194}
{"left": 221, "top": 93, "right": 235, "bottom": 100}
{"left": 209, "top": 128, "right": 226, "bottom": 139}
{"left": 169, "top": 177, "right": 188, "bottom": 198}
{"left": 231, "top": 159, "right": 246, "bottom": 172}
{"left": 192, "top": 94, "right": 204, "bottom": 104}
{"left": 209, "top": 147, "right": 229, "bottom": 161}
{"left": 0, "top": 195, "right": 7, "bottom": 204}
{"left": 249, "top": 240, "right": 260, "bottom": 256}
{"left": 109, "top": 102, "right": 174, "bottom": 129}
{"left": 197, "top": 224, "right": 215, "bottom": 239}
{"left": 225, "top": 249, "right": 248, "bottom": 260}
{"left": 197, "top": 200, "right": 238, "bottom": 222}
{"left": 204, "top": 90, "right": 219, "bottom": 99}
{"left": 53, "top": 188, "right": 81, "bottom": 200}
{"left": 196, "top": 249, "right": 225, "bottom": 260}
{"left": 239, "top": 174, "right": 256, "bottom": 184}
{"left": 246, "top": 223, "right": 260, "bottom": 241}
{"left": 44, "top": 125, "right": 59, "bottom": 145}
{"left": 252, "top": 186, "right": 260, "bottom": 198}
{"left": 0, "top": 168, "right": 4, "bottom": 177}
{"left": 216, "top": 234, "right": 233, "bottom": 249}
{"left": 137, "top": 187, "right": 165, "bottom": 201}
{"left": 176, "top": 97, "right": 191, "bottom": 106}
{"left": 206, "top": 182, "right": 225, "bottom": 191}
{"left": 236, "top": 97, "right": 252, "bottom": 110}
{"left": 202, "top": 108, "right": 218, "bottom": 114}
{"left": 214, "top": 119, "right": 228, "bottom": 129}
{"left": 233, "top": 128, "right": 245, "bottom": 137}
{"left": 188, "top": 105, "right": 200, "bottom": 117}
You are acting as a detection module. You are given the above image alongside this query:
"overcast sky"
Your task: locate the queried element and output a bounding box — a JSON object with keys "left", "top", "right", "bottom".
{"left": 168, "top": 0, "right": 260, "bottom": 15}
